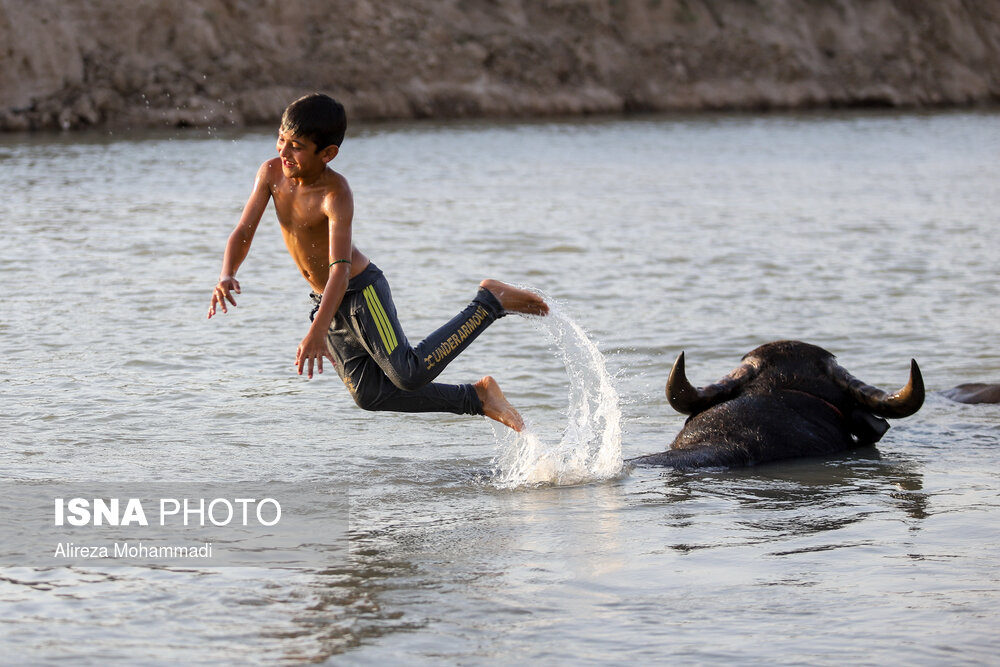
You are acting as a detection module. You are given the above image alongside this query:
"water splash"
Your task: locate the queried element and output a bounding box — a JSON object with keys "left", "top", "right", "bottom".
{"left": 490, "top": 301, "right": 623, "bottom": 489}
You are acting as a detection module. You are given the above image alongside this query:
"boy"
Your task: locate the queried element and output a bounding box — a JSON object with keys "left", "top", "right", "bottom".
{"left": 207, "top": 93, "right": 548, "bottom": 431}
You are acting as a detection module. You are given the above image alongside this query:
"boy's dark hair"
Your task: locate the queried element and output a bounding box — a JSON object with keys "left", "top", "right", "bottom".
{"left": 280, "top": 94, "right": 347, "bottom": 151}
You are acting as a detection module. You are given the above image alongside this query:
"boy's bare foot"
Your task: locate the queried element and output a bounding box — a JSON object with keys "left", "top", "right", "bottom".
{"left": 474, "top": 376, "right": 525, "bottom": 432}
{"left": 480, "top": 279, "right": 549, "bottom": 316}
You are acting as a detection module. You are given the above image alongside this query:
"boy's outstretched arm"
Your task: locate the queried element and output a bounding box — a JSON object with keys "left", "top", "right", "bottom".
{"left": 208, "top": 162, "right": 273, "bottom": 318}
{"left": 295, "top": 183, "right": 354, "bottom": 378}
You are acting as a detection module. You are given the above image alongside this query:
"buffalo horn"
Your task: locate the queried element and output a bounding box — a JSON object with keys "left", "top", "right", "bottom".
{"left": 827, "top": 358, "right": 925, "bottom": 418}
{"left": 666, "top": 351, "right": 759, "bottom": 415}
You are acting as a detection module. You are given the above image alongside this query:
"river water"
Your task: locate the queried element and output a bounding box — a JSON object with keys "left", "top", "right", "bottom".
{"left": 2, "top": 110, "right": 999, "bottom": 664}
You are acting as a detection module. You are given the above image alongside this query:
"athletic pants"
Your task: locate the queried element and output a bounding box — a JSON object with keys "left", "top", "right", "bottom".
{"left": 310, "top": 263, "right": 505, "bottom": 415}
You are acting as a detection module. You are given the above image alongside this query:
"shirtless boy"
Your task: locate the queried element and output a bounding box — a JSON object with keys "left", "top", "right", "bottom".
{"left": 207, "top": 93, "right": 548, "bottom": 431}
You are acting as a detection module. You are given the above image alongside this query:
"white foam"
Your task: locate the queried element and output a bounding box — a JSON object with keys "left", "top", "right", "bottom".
{"left": 490, "top": 301, "right": 623, "bottom": 489}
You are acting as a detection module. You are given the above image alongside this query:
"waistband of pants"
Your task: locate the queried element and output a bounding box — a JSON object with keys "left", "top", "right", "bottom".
{"left": 310, "top": 262, "right": 383, "bottom": 304}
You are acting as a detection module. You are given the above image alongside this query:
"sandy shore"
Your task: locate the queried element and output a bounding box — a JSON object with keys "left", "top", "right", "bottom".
{"left": 2, "top": 0, "right": 998, "bottom": 131}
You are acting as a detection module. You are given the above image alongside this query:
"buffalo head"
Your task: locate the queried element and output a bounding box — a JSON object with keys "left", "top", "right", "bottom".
{"left": 629, "top": 340, "right": 924, "bottom": 469}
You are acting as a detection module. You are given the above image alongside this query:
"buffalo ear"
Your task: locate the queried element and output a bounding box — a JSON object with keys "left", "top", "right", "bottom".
{"left": 850, "top": 410, "right": 890, "bottom": 445}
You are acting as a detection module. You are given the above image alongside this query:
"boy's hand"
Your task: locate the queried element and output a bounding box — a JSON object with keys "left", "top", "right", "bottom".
{"left": 208, "top": 277, "right": 241, "bottom": 318}
{"left": 296, "top": 328, "right": 334, "bottom": 379}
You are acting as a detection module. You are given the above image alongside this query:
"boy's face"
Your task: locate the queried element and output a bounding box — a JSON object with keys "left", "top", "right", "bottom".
{"left": 276, "top": 128, "right": 338, "bottom": 179}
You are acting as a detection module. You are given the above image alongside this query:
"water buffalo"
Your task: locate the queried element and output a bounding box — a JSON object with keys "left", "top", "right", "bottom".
{"left": 940, "top": 383, "right": 1000, "bottom": 404}
{"left": 629, "top": 340, "right": 925, "bottom": 469}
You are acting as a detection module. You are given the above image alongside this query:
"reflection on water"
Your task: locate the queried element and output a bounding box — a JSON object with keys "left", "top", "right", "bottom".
{"left": 280, "top": 543, "right": 425, "bottom": 662}
{"left": 0, "top": 541, "right": 423, "bottom": 665}
{"left": 633, "top": 450, "right": 928, "bottom": 554}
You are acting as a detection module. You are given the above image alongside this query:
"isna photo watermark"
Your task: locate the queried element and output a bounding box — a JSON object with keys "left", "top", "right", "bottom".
{"left": 0, "top": 482, "right": 348, "bottom": 568}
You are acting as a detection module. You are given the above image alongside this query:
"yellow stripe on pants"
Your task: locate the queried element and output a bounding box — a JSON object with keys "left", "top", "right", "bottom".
{"left": 363, "top": 285, "right": 398, "bottom": 354}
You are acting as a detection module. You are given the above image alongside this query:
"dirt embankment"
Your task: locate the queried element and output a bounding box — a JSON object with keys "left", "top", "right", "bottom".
{"left": 2, "top": 0, "right": 998, "bottom": 131}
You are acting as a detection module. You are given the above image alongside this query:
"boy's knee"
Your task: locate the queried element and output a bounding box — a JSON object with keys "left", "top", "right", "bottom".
{"left": 381, "top": 366, "right": 425, "bottom": 392}
{"left": 343, "top": 378, "right": 384, "bottom": 412}
{"left": 346, "top": 371, "right": 425, "bottom": 411}
{"left": 393, "top": 376, "right": 425, "bottom": 392}
{"left": 349, "top": 387, "right": 384, "bottom": 412}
